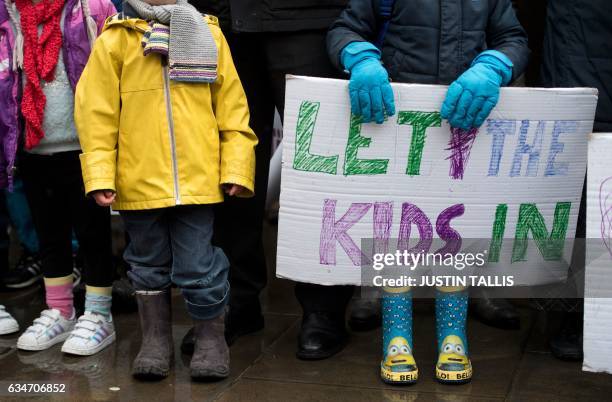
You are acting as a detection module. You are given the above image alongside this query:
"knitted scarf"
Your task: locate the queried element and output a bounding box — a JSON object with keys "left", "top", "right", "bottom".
{"left": 14, "top": 0, "right": 66, "bottom": 150}
{"left": 126, "top": 0, "right": 217, "bottom": 83}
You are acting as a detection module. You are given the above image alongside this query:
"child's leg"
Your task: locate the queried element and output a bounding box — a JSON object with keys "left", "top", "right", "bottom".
{"left": 435, "top": 286, "right": 472, "bottom": 384}
{"left": 121, "top": 209, "right": 174, "bottom": 380}
{"left": 167, "top": 205, "right": 230, "bottom": 380}
{"left": 44, "top": 276, "right": 74, "bottom": 318}
{"left": 381, "top": 287, "right": 418, "bottom": 384}
{"left": 66, "top": 185, "right": 127, "bottom": 352}
{"left": 67, "top": 157, "right": 114, "bottom": 319}
{"left": 21, "top": 153, "right": 75, "bottom": 315}
{"left": 17, "top": 153, "right": 76, "bottom": 351}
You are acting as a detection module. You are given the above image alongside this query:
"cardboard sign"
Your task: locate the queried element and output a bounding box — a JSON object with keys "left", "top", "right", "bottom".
{"left": 277, "top": 76, "right": 597, "bottom": 286}
{"left": 584, "top": 133, "right": 612, "bottom": 374}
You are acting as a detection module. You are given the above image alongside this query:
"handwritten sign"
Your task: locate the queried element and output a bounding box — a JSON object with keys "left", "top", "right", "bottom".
{"left": 584, "top": 132, "right": 612, "bottom": 374}
{"left": 276, "top": 76, "right": 598, "bottom": 286}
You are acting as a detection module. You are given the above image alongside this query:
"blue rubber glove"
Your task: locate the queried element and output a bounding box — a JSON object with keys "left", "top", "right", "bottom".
{"left": 441, "top": 50, "right": 513, "bottom": 130}
{"left": 341, "top": 42, "right": 395, "bottom": 124}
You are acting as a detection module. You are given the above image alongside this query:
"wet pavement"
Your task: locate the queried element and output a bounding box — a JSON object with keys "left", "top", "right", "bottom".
{"left": 1, "top": 222, "right": 611, "bottom": 401}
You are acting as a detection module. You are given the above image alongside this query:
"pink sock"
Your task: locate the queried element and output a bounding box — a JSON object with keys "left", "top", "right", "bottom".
{"left": 46, "top": 283, "right": 74, "bottom": 319}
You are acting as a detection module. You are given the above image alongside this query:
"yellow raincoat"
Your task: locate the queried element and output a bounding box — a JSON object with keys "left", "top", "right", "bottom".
{"left": 75, "top": 15, "right": 257, "bottom": 210}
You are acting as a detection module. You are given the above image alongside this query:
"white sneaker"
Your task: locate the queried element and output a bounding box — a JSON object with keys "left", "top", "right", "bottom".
{"left": 0, "top": 305, "right": 19, "bottom": 335}
{"left": 17, "top": 309, "right": 76, "bottom": 351}
{"left": 61, "top": 312, "right": 116, "bottom": 356}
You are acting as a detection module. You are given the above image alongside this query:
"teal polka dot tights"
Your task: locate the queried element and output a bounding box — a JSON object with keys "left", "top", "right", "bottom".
{"left": 382, "top": 289, "right": 469, "bottom": 356}
{"left": 435, "top": 289, "right": 468, "bottom": 355}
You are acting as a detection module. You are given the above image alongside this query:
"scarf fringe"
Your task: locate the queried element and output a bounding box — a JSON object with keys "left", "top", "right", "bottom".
{"left": 3, "top": 0, "right": 23, "bottom": 71}
{"left": 81, "top": 0, "right": 99, "bottom": 49}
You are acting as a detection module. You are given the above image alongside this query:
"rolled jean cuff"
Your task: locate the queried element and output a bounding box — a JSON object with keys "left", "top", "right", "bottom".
{"left": 127, "top": 265, "right": 172, "bottom": 291}
{"left": 183, "top": 281, "right": 230, "bottom": 320}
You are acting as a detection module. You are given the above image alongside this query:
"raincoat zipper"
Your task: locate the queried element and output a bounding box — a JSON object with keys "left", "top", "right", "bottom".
{"left": 162, "top": 59, "right": 181, "bottom": 205}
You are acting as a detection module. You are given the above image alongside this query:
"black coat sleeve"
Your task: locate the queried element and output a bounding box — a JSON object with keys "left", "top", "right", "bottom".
{"left": 326, "top": 0, "right": 379, "bottom": 72}
{"left": 487, "top": 0, "right": 530, "bottom": 81}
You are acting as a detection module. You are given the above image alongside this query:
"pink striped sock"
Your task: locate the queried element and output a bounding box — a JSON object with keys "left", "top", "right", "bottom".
{"left": 45, "top": 282, "right": 74, "bottom": 319}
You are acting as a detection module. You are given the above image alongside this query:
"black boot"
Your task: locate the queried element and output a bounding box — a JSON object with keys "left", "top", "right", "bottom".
{"left": 550, "top": 312, "right": 583, "bottom": 361}
{"left": 190, "top": 314, "right": 230, "bottom": 380}
{"left": 296, "top": 312, "right": 348, "bottom": 360}
{"left": 132, "top": 290, "right": 174, "bottom": 381}
{"left": 348, "top": 298, "right": 381, "bottom": 332}
{"left": 470, "top": 292, "right": 520, "bottom": 330}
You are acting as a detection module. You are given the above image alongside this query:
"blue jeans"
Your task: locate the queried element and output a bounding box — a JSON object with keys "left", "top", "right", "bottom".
{"left": 122, "top": 205, "right": 230, "bottom": 320}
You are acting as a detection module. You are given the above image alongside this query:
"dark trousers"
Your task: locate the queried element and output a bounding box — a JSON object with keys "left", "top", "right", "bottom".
{"left": 214, "top": 30, "right": 353, "bottom": 317}
{"left": 20, "top": 151, "right": 113, "bottom": 287}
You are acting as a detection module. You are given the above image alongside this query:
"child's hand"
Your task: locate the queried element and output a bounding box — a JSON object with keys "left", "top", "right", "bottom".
{"left": 92, "top": 190, "right": 116, "bottom": 207}
{"left": 223, "top": 184, "right": 247, "bottom": 197}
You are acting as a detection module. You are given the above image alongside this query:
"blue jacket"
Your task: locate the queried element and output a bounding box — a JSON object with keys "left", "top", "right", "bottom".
{"left": 327, "top": 0, "right": 529, "bottom": 85}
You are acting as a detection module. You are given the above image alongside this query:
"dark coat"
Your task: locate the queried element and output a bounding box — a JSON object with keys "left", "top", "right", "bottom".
{"left": 191, "top": 0, "right": 348, "bottom": 32}
{"left": 327, "top": 0, "right": 529, "bottom": 85}
{"left": 540, "top": 0, "right": 612, "bottom": 132}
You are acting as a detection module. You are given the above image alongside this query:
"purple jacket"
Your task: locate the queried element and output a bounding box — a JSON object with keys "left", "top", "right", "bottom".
{"left": 0, "top": 0, "right": 116, "bottom": 189}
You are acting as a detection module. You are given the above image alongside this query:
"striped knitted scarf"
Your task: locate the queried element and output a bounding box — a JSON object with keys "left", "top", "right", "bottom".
{"left": 127, "top": 0, "right": 217, "bottom": 83}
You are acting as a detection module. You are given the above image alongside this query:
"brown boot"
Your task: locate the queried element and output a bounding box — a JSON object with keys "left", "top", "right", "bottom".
{"left": 190, "top": 314, "right": 229, "bottom": 380}
{"left": 132, "top": 290, "right": 174, "bottom": 380}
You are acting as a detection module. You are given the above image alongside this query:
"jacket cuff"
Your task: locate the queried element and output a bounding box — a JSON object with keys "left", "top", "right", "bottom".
{"left": 472, "top": 50, "right": 514, "bottom": 86}
{"left": 341, "top": 41, "right": 381, "bottom": 71}
{"left": 220, "top": 173, "right": 255, "bottom": 198}
{"left": 79, "top": 151, "right": 117, "bottom": 195}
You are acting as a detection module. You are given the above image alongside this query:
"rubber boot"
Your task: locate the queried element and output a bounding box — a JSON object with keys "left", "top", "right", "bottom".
{"left": 435, "top": 289, "right": 472, "bottom": 384}
{"left": 380, "top": 288, "right": 418, "bottom": 385}
{"left": 190, "top": 314, "right": 230, "bottom": 380}
{"left": 132, "top": 290, "right": 174, "bottom": 381}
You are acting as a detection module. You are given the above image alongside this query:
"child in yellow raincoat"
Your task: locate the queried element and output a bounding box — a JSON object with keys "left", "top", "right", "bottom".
{"left": 74, "top": 0, "right": 257, "bottom": 382}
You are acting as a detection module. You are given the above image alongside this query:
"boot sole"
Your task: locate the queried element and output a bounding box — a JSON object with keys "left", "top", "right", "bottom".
{"left": 380, "top": 364, "right": 418, "bottom": 385}
{"left": 435, "top": 365, "right": 472, "bottom": 384}
{"left": 132, "top": 350, "right": 174, "bottom": 381}
{"left": 190, "top": 369, "right": 230, "bottom": 381}
{"left": 132, "top": 366, "right": 171, "bottom": 381}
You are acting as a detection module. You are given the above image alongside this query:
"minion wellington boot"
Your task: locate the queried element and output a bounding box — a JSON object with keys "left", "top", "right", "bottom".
{"left": 380, "top": 288, "right": 418, "bottom": 385}
{"left": 435, "top": 289, "right": 472, "bottom": 384}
